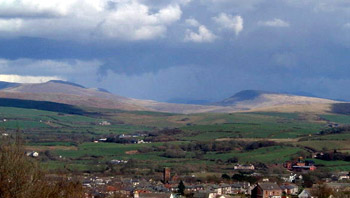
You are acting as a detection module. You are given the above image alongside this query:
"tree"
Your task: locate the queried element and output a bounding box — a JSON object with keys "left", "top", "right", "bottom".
{"left": 311, "top": 184, "right": 333, "bottom": 198}
{"left": 226, "top": 157, "right": 238, "bottom": 163}
{"left": 178, "top": 180, "right": 185, "bottom": 195}
{"left": 221, "top": 174, "right": 230, "bottom": 180}
{"left": 0, "top": 135, "right": 84, "bottom": 198}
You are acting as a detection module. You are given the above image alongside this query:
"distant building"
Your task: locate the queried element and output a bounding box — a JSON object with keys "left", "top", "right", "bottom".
{"left": 231, "top": 182, "right": 251, "bottom": 195}
{"left": 280, "top": 183, "right": 298, "bottom": 195}
{"left": 110, "top": 159, "right": 128, "bottom": 164}
{"left": 298, "top": 189, "right": 314, "bottom": 198}
{"left": 284, "top": 160, "right": 316, "bottom": 172}
{"left": 99, "top": 121, "right": 111, "bottom": 126}
{"left": 336, "top": 172, "right": 350, "bottom": 180}
{"left": 163, "top": 168, "right": 171, "bottom": 183}
{"left": 119, "top": 134, "right": 132, "bottom": 139}
{"left": 282, "top": 173, "right": 302, "bottom": 183}
{"left": 26, "top": 151, "right": 39, "bottom": 158}
{"left": 137, "top": 140, "right": 151, "bottom": 144}
{"left": 234, "top": 164, "right": 255, "bottom": 170}
{"left": 251, "top": 183, "right": 282, "bottom": 198}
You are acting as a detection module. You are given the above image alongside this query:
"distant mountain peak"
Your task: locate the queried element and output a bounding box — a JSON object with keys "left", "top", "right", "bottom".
{"left": 215, "top": 89, "right": 336, "bottom": 108}
{"left": 230, "top": 90, "right": 275, "bottom": 101}
{"left": 0, "top": 81, "right": 19, "bottom": 90}
{"left": 48, "top": 80, "right": 85, "bottom": 88}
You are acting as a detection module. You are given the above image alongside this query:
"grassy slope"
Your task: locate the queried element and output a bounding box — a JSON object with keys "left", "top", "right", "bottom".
{"left": 204, "top": 146, "right": 303, "bottom": 163}
{"left": 181, "top": 113, "right": 325, "bottom": 140}
{"left": 1, "top": 104, "right": 350, "bottom": 171}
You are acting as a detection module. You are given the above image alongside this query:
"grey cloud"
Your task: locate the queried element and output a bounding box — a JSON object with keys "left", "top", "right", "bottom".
{"left": 0, "top": 0, "right": 349, "bottom": 101}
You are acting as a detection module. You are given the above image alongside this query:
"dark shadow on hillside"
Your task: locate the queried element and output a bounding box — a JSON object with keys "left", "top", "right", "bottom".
{"left": 0, "top": 98, "right": 87, "bottom": 115}
{"left": 331, "top": 103, "right": 350, "bottom": 115}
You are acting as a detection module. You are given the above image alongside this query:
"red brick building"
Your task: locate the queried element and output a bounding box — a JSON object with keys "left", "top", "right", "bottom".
{"left": 163, "top": 167, "right": 171, "bottom": 183}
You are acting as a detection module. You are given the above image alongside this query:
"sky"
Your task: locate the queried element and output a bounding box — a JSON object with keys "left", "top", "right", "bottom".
{"left": 0, "top": 0, "right": 349, "bottom": 102}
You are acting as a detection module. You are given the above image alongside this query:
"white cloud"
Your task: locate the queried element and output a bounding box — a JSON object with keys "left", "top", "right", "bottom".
{"left": 0, "top": 0, "right": 183, "bottom": 41}
{"left": 185, "top": 18, "right": 200, "bottom": 27}
{"left": 213, "top": 13, "right": 243, "bottom": 35}
{"left": 0, "top": 19, "right": 23, "bottom": 32}
{"left": 344, "top": 23, "right": 350, "bottom": 28}
{"left": 99, "top": 3, "right": 182, "bottom": 40}
{"left": 0, "top": 74, "right": 63, "bottom": 83}
{"left": 0, "top": 0, "right": 74, "bottom": 18}
{"left": 185, "top": 25, "right": 217, "bottom": 43}
{"left": 258, "top": 18, "right": 290, "bottom": 27}
{"left": 0, "top": 58, "right": 102, "bottom": 86}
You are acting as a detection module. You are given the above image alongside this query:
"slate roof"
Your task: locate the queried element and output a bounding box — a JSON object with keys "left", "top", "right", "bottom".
{"left": 280, "top": 184, "right": 298, "bottom": 190}
{"left": 258, "top": 183, "right": 282, "bottom": 191}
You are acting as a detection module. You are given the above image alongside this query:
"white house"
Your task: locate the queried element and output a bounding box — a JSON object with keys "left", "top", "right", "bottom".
{"left": 298, "top": 189, "right": 314, "bottom": 198}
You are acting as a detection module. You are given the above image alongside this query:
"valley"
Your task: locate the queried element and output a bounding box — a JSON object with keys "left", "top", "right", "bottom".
{"left": 1, "top": 80, "right": 350, "bottom": 197}
{"left": 1, "top": 99, "right": 350, "bottom": 174}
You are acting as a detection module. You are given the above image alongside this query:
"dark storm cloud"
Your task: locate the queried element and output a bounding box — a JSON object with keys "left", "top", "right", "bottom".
{"left": 0, "top": 0, "right": 349, "bottom": 101}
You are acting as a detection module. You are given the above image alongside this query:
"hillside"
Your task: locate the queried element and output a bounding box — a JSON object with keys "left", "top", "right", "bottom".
{"left": 0, "top": 80, "right": 153, "bottom": 111}
{"left": 0, "top": 81, "right": 340, "bottom": 114}
{"left": 216, "top": 90, "right": 337, "bottom": 111}
{"left": 0, "top": 80, "right": 235, "bottom": 114}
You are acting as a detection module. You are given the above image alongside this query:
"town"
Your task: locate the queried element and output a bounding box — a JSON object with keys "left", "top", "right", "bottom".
{"left": 79, "top": 161, "right": 350, "bottom": 198}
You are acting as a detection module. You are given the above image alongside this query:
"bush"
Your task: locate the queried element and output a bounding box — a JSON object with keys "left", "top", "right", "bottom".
{"left": 226, "top": 157, "right": 239, "bottom": 163}
{"left": 162, "top": 149, "right": 186, "bottom": 158}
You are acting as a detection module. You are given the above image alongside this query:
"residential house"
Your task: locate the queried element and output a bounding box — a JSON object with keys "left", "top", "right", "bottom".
{"left": 251, "top": 183, "right": 282, "bottom": 198}
{"left": 280, "top": 184, "right": 298, "bottom": 195}
{"left": 231, "top": 182, "right": 251, "bottom": 195}
{"left": 298, "top": 189, "right": 314, "bottom": 198}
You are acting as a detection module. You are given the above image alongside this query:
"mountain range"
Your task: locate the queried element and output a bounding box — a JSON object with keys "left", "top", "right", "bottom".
{"left": 0, "top": 80, "right": 340, "bottom": 114}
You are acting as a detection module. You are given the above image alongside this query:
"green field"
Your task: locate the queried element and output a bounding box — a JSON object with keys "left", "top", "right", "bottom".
{"left": 321, "top": 114, "right": 350, "bottom": 124}
{"left": 54, "top": 142, "right": 165, "bottom": 158}
{"left": 204, "top": 146, "right": 303, "bottom": 163}
{"left": 295, "top": 140, "right": 350, "bottom": 151}
{"left": 1, "top": 104, "right": 350, "bottom": 172}
{"left": 181, "top": 113, "right": 324, "bottom": 140}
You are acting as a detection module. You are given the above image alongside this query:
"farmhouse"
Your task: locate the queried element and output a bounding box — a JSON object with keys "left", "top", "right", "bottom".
{"left": 284, "top": 160, "right": 316, "bottom": 172}
{"left": 234, "top": 164, "right": 255, "bottom": 170}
